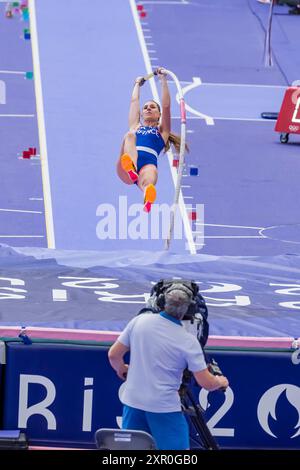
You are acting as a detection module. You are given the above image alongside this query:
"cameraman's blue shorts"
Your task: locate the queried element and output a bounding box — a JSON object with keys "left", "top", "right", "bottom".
{"left": 122, "top": 405, "right": 189, "bottom": 450}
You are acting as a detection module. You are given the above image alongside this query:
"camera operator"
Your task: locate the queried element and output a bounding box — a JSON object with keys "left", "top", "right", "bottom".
{"left": 108, "top": 288, "right": 229, "bottom": 450}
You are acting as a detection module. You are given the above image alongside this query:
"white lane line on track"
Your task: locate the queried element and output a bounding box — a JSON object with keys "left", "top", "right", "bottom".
{"left": 175, "top": 80, "right": 286, "bottom": 89}
{"left": 0, "top": 70, "right": 25, "bottom": 75}
{"left": 172, "top": 116, "right": 274, "bottom": 122}
{"left": 0, "top": 208, "right": 43, "bottom": 214}
{"left": 0, "top": 114, "right": 35, "bottom": 118}
{"left": 29, "top": 198, "right": 43, "bottom": 201}
{"left": 29, "top": 0, "right": 55, "bottom": 248}
{"left": 195, "top": 223, "right": 265, "bottom": 230}
{"left": 201, "top": 82, "right": 286, "bottom": 89}
{"left": 180, "top": 78, "right": 215, "bottom": 126}
{"left": 199, "top": 236, "right": 265, "bottom": 239}
{"left": 173, "top": 80, "right": 283, "bottom": 122}
{"left": 0, "top": 235, "right": 44, "bottom": 238}
{"left": 129, "top": 0, "right": 196, "bottom": 255}
{"left": 139, "top": 1, "right": 190, "bottom": 4}
{"left": 213, "top": 117, "right": 275, "bottom": 122}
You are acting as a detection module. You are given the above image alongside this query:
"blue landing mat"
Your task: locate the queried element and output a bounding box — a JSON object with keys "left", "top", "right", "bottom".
{"left": 0, "top": 245, "right": 299, "bottom": 337}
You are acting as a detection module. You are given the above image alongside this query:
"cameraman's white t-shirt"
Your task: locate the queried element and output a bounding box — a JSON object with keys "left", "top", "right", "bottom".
{"left": 118, "top": 312, "right": 207, "bottom": 413}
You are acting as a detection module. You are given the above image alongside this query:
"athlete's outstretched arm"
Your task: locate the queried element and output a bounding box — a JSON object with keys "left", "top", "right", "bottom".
{"left": 158, "top": 68, "right": 171, "bottom": 140}
{"left": 128, "top": 77, "right": 143, "bottom": 130}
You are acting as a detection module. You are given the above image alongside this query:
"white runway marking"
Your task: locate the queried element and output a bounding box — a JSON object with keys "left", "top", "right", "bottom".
{"left": 193, "top": 223, "right": 267, "bottom": 239}
{"left": 29, "top": 0, "right": 56, "bottom": 248}
{"left": 139, "top": 1, "right": 190, "bottom": 4}
{"left": 177, "top": 80, "right": 286, "bottom": 89}
{"left": 259, "top": 225, "right": 300, "bottom": 244}
{"left": 213, "top": 116, "right": 274, "bottom": 122}
{"left": 195, "top": 223, "right": 265, "bottom": 230}
{"left": 171, "top": 79, "right": 284, "bottom": 123}
{"left": 0, "top": 70, "right": 25, "bottom": 75}
{"left": 0, "top": 208, "right": 43, "bottom": 214}
{"left": 0, "top": 235, "right": 44, "bottom": 238}
{"left": 0, "top": 114, "right": 35, "bottom": 118}
{"left": 198, "top": 235, "right": 265, "bottom": 239}
{"left": 172, "top": 116, "right": 274, "bottom": 122}
{"left": 202, "top": 82, "right": 286, "bottom": 89}
{"left": 179, "top": 78, "right": 215, "bottom": 126}
{"left": 52, "top": 289, "right": 68, "bottom": 302}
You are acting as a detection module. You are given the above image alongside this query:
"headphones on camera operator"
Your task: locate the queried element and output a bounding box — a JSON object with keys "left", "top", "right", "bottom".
{"left": 138, "top": 279, "right": 209, "bottom": 349}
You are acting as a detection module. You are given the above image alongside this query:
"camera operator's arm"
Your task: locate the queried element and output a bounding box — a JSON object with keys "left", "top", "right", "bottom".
{"left": 108, "top": 341, "right": 129, "bottom": 380}
{"left": 193, "top": 368, "right": 229, "bottom": 391}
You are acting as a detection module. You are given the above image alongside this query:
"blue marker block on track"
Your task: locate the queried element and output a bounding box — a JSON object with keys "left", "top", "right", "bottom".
{"left": 24, "top": 28, "right": 30, "bottom": 40}
{"left": 22, "top": 11, "right": 29, "bottom": 21}
{"left": 190, "top": 167, "right": 198, "bottom": 176}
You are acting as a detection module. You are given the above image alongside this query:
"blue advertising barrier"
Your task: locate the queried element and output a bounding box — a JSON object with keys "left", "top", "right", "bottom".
{"left": 2, "top": 341, "right": 300, "bottom": 449}
{"left": 0, "top": 342, "right": 4, "bottom": 412}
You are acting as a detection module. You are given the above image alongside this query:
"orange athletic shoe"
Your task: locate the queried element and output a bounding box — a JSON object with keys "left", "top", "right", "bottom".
{"left": 143, "top": 184, "right": 156, "bottom": 213}
{"left": 120, "top": 154, "right": 138, "bottom": 183}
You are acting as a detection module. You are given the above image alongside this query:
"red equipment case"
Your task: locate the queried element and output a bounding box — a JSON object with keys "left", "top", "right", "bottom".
{"left": 275, "top": 85, "right": 300, "bottom": 143}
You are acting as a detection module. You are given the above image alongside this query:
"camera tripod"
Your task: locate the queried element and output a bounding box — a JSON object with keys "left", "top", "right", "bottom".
{"left": 179, "top": 370, "right": 219, "bottom": 450}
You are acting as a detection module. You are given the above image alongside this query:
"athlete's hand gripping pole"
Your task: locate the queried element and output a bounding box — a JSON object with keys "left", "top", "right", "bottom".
{"left": 138, "top": 69, "right": 159, "bottom": 87}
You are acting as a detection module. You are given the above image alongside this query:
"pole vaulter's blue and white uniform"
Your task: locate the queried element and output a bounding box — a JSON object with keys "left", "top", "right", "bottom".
{"left": 136, "top": 126, "right": 165, "bottom": 172}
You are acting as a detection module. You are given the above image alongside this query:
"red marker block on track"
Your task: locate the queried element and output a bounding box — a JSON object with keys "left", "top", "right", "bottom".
{"left": 137, "top": 4, "right": 144, "bottom": 11}
{"left": 29, "top": 147, "right": 36, "bottom": 156}
{"left": 173, "top": 159, "right": 179, "bottom": 168}
{"left": 140, "top": 11, "right": 147, "bottom": 18}
{"left": 189, "top": 211, "right": 197, "bottom": 221}
{"left": 22, "top": 150, "right": 31, "bottom": 159}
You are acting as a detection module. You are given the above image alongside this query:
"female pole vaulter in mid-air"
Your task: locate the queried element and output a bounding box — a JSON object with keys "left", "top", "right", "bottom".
{"left": 116, "top": 67, "right": 187, "bottom": 213}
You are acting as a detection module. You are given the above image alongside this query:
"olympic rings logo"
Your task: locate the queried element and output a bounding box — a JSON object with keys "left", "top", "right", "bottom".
{"left": 289, "top": 125, "right": 299, "bottom": 132}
